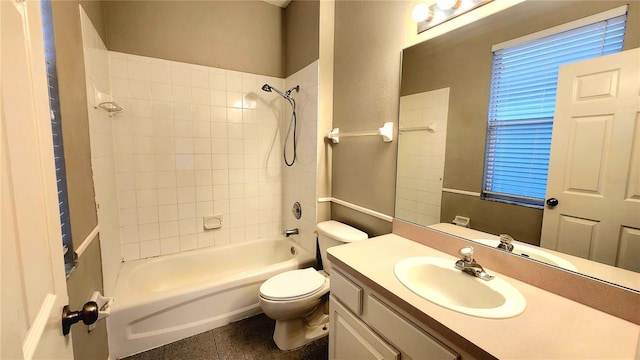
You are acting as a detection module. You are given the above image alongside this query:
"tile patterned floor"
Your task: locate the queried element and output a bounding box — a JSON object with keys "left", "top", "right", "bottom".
{"left": 122, "top": 314, "right": 328, "bottom": 360}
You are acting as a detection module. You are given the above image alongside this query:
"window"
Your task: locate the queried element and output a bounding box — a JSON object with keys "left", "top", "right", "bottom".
{"left": 41, "top": 0, "right": 75, "bottom": 274}
{"left": 482, "top": 7, "right": 627, "bottom": 207}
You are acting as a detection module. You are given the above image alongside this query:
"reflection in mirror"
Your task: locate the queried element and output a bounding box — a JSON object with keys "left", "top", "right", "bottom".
{"left": 395, "top": 89, "right": 449, "bottom": 226}
{"left": 397, "top": 0, "right": 640, "bottom": 292}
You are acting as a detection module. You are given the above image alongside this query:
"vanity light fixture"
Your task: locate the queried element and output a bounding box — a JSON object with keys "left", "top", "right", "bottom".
{"left": 413, "top": 0, "right": 493, "bottom": 34}
{"left": 412, "top": 3, "right": 433, "bottom": 22}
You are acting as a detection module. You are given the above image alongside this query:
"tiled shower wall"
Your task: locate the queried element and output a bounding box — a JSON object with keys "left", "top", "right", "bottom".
{"left": 108, "top": 52, "right": 291, "bottom": 261}
{"left": 395, "top": 88, "right": 450, "bottom": 227}
{"left": 80, "top": 8, "right": 121, "bottom": 295}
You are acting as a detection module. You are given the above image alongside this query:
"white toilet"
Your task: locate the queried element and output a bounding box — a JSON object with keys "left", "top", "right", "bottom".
{"left": 259, "top": 220, "right": 368, "bottom": 350}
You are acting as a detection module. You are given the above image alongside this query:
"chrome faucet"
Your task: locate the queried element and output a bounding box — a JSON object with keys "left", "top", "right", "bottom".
{"left": 497, "top": 234, "right": 515, "bottom": 252}
{"left": 284, "top": 228, "right": 299, "bottom": 237}
{"left": 454, "top": 246, "right": 494, "bottom": 281}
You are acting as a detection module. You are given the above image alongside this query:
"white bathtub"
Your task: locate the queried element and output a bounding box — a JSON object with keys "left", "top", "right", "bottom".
{"left": 107, "top": 237, "right": 315, "bottom": 359}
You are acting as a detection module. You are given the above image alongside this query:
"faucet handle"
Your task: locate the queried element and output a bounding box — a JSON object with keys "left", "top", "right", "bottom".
{"left": 498, "top": 234, "right": 515, "bottom": 251}
{"left": 499, "top": 234, "right": 514, "bottom": 244}
{"left": 458, "top": 246, "right": 474, "bottom": 262}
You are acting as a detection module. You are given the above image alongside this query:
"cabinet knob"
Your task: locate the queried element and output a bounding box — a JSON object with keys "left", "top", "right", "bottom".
{"left": 546, "top": 198, "right": 559, "bottom": 207}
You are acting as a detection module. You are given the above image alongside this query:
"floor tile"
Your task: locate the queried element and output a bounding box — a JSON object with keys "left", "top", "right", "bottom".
{"left": 121, "top": 314, "right": 327, "bottom": 360}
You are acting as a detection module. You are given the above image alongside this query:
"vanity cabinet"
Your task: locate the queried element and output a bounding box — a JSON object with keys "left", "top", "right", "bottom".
{"left": 329, "top": 296, "right": 400, "bottom": 359}
{"left": 329, "top": 267, "right": 461, "bottom": 360}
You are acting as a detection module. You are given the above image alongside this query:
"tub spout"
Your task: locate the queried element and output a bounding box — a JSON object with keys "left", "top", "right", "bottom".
{"left": 285, "top": 228, "right": 299, "bottom": 237}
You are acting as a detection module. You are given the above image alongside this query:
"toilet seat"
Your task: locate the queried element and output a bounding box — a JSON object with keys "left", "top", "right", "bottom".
{"left": 260, "top": 268, "right": 326, "bottom": 301}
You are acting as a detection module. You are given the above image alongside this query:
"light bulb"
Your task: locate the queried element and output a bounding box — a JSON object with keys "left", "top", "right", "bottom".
{"left": 412, "top": 3, "right": 432, "bottom": 22}
{"left": 436, "top": 0, "right": 460, "bottom": 10}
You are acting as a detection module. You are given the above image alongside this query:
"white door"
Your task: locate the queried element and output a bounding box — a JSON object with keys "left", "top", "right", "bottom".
{"left": 541, "top": 48, "right": 640, "bottom": 272}
{"left": 1, "top": 0, "right": 74, "bottom": 358}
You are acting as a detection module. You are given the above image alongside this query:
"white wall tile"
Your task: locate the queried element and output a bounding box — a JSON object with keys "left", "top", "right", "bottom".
{"left": 152, "top": 83, "right": 173, "bottom": 102}
{"left": 140, "top": 240, "right": 161, "bottom": 258}
{"left": 139, "top": 223, "right": 160, "bottom": 241}
{"left": 160, "top": 237, "right": 180, "bottom": 255}
{"left": 192, "top": 88, "right": 210, "bottom": 105}
{"left": 171, "top": 65, "right": 191, "bottom": 86}
{"left": 191, "top": 70, "right": 209, "bottom": 88}
{"left": 107, "top": 53, "right": 316, "bottom": 261}
{"left": 175, "top": 154, "right": 194, "bottom": 171}
{"left": 210, "top": 90, "right": 226, "bottom": 107}
{"left": 120, "top": 225, "right": 139, "bottom": 243}
{"left": 172, "top": 85, "right": 191, "bottom": 103}
{"left": 159, "top": 221, "right": 180, "bottom": 239}
{"left": 226, "top": 72, "right": 242, "bottom": 92}
{"left": 150, "top": 61, "right": 172, "bottom": 83}
{"left": 211, "top": 106, "right": 227, "bottom": 122}
{"left": 179, "top": 234, "right": 198, "bottom": 251}
{"left": 157, "top": 172, "right": 177, "bottom": 188}
{"left": 158, "top": 204, "right": 179, "bottom": 222}
{"left": 179, "top": 219, "right": 197, "bottom": 235}
{"left": 209, "top": 71, "right": 226, "bottom": 90}
{"left": 121, "top": 243, "right": 140, "bottom": 261}
{"left": 137, "top": 206, "right": 159, "bottom": 224}
{"left": 128, "top": 61, "right": 150, "bottom": 81}
{"left": 197, "top": 232, "right": 215, "bottom": 248}
{"left": 192, "top": 105, "right": 210, "bottom": 122}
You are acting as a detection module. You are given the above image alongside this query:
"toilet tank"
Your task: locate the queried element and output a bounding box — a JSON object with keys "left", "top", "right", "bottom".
{"left": 317, "top": 220, "right": 368, "bottom": 274}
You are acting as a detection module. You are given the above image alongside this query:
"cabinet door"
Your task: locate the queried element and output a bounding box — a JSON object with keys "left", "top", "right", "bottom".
{"left": 367, "top": 295, "right": 459, "bottom": 360}
{"left": 329, "top": 296, "right": 400, "bottom": 360}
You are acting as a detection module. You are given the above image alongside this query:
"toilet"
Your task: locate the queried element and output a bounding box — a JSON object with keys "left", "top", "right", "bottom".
{"left": 258, "top": 220, "right": 368, "bottom": 350}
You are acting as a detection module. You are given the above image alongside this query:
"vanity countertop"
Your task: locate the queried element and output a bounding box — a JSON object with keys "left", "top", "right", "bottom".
{"left": 327, "top": 233, "right": 640, "bottom": 359}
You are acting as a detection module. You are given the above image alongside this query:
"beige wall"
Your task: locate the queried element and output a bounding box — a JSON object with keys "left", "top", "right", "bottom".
{"left": 52, "top": 2, "right": 109, "bottom": 358}
{"left": 66, "top": 238, "right": 109, "bottom": 360}
{"left": 285, "top": 0, "right": 320, "bottom": 76}
{"left": 401, "top": 1, "right": 639, "bottom": 244}
{"left": 331, "top": 0, "right": 412, "bottom": 236}
{"left": 104, "top": 1, "right": 285, "bottom": 77}
{"left": 52, "top": 0, "right": 105, "bottom": 248}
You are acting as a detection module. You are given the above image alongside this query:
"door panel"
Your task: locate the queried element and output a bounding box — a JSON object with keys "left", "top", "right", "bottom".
{"left": 1, "top": 0, "right": 74, "bottom": 358}
{"left": 542, "top": 48, "right": 640, "bottom": 270}
{"left": 618, "top": 227, "right": 640, "bottom": 272}
{"left": 564, "top": 115, "right": 611, "bottom": 194}
{"left": 555, "top": 215, "right": 598, "bottom": 259}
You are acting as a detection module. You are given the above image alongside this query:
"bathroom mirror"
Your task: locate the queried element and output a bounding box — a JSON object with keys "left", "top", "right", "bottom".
{"left": 396, "top": 0, "right": 640, "bottom": 291}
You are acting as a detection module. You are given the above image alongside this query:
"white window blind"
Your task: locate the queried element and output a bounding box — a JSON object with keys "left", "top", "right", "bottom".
{"left": 483, "top": 11, "right": 627, "bottom": 206}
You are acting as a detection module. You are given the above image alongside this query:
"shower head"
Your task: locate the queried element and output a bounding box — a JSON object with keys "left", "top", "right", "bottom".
{"left": 261, "top": 83, "right": 298, "bottom": 100}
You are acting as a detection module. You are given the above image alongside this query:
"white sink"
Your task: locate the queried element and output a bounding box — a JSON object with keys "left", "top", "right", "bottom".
{"left": 472, "top": 239, "right": 577, "bottom": 271}
{"left": 394, "top": 257, "right": 526, "bottom": 319}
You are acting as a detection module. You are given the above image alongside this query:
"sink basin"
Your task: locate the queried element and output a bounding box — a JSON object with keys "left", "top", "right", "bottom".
{"left": 472, "top": 239, "right": 577, "bottom": 271}
{"left": 394, "top": 257, "right": 526, "bottom": 319}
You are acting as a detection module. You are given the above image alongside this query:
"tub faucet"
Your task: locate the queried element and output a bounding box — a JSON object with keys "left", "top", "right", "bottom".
{"left": 497, "top": 234, "right": 514, "bottom": 252}
{"left": 284, "top": 228, "right": 299, "bottom": 237}
{"left": 454, "top": 246, "right": 494, "bottom": 281}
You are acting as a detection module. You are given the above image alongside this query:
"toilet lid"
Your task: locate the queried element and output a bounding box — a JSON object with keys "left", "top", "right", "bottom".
{"left": 260, "top": 268, "right": 326, "bottom": 300}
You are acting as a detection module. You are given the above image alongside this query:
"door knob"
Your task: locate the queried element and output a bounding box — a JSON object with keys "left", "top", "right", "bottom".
{"left": 62, "top": 301, "right": 99, "bottom": 335}
{"left": 546, "top": 198, "right": 559, "bottom": 207}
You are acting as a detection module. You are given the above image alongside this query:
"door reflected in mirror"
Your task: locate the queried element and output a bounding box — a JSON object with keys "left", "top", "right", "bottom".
{"left": 397, "top": 0, "right": 640, "bottom": 291}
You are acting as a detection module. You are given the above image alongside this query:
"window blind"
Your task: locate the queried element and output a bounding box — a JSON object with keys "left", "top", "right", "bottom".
{"left": 41, "top": 0, "right": 75, "bottom": 274}
{"left": 483, "top": 12, "right": 627, "bottom": 206}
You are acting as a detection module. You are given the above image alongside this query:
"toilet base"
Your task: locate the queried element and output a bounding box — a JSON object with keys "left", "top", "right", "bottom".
{"left": 272, "top": 301, "right": 329, "bottom": 351}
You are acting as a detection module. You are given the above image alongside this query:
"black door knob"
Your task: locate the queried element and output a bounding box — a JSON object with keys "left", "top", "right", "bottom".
{"left": 546, "top": 198, "right": 559, "bottom": 207}
{"left": 62, "top": 301, "right": 99, "bottom": 335}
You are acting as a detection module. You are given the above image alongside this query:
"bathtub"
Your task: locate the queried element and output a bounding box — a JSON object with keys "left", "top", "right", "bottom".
{"left": 107, "top": 237, "right": 315, "bottom": 359}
